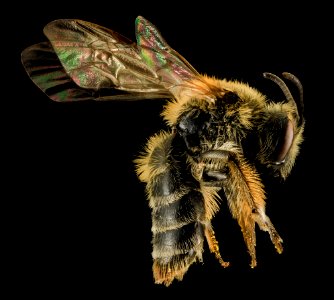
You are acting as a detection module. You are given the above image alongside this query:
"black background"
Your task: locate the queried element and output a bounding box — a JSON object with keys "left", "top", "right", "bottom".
{"left": 8, "top": 1, "right": 329, "bottom": 297}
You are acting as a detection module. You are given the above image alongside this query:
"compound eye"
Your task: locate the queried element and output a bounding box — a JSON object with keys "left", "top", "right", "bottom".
{"left": 273, "top": 119, "right": 294, "bottom": 165}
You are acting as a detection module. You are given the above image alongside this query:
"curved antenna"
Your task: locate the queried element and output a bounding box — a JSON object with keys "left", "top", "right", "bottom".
{"left": 263, "top": 72, "right": 295, "bottom": 104}
{"left": 282, "top": 72, "right": 304, "bottom": 120}
{"left": 263, "top": 72, "right": 303, "bottom": 125}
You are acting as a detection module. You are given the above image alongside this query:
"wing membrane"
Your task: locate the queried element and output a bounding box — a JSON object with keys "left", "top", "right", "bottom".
{"left": 21, "top": 42, "right": 96, "bottom": 101}
{"left": 22, "top": 17, "right": 205, "bottom": 102}
{"left": 43, "top": 19, "right": 168, "bottom": 92}
{"left": 21, "top": 42, "right": 171, "bottom": 102}
{"left": 135, "top": 16, "right": 200, "bottom": 87}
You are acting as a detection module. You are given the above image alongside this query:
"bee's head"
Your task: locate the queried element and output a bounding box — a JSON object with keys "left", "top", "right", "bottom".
{"left": 255, "top": 72, "right": 304, "bottom": 179}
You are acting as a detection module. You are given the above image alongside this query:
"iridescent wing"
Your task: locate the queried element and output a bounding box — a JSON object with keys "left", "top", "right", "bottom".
{"left": 21, "top": 41, "right": 170, "bottom": 102}
{"left": 135, "top": 16, "right": 216, "bottom": 99}
{"left": 22, "top": 42, "right": 98, "bottom": 102}
{"left": 135, "top": 16, "right": 200, "bottom": 87}
{"left": 21, "top": 17, "right": 202, "bottom": 102}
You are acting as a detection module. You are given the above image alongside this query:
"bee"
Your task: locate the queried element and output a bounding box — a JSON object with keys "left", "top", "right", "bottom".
{"left": 21, "top": 16, "right": 304, "bottom": 286}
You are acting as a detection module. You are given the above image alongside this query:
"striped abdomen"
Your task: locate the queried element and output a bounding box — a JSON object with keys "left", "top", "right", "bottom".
{"left": 135, "top": 131, "right": 226, "bottom": 286}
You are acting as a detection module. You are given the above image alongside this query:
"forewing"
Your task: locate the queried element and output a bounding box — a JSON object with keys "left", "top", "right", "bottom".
{"left": 22, "top": 17, "right": 208, "bottom": 102}
{"left": 21, "top": 42, "right": 171, "bottom": 102}
{"left": 42, "top": 19, "right": 172, "bottom": 95}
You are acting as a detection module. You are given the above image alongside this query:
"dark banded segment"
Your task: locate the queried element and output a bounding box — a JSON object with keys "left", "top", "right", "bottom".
{"left": 152, "top": 221, "right": 205, "bottom": 286}
{"left": 152, "top": 222, "right": 204, "bottom": 258}
{"left": 152, "top": 190, "right": 205, "bottom": 232}
{"left": 138, "top": 131, "right": 194, "bottom": 207}
{"left": 150, "top": 168, "right": 181, "bottom": 198}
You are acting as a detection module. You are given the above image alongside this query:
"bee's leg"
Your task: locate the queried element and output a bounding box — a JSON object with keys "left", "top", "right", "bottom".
{"left": 222, "top": 157, "right": 283, "bottom": 267}
{"left": 135, "top": 131, "right": 227, "bottom": 286}
{"left": 252, "top": 209, "right": 283, "bottom": 254}
{"left": 204, "top": 223, "right": 230, "bottom": 267}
